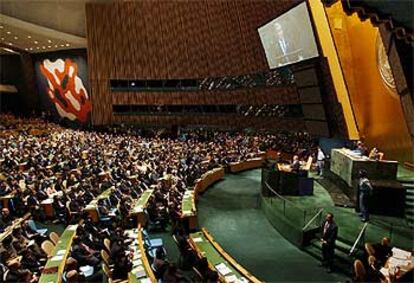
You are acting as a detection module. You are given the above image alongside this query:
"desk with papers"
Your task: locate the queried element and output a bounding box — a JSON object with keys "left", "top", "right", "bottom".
{"left": 130, "top": 189, "right": 154, "bottom": 225}
{"left": 181, "top": 167, "right": 224, "bottom": 230}
{"left": 381, "top": 248, "right": 414, "bottom": 283}
{"left": 39, "top": 224, "right": 78, "bottom": 283}
{"left": 127, "top": 226, "right": 156, "bottom": 283}
{"left": 190, "top": 228, "right": 261, "bottom": 283}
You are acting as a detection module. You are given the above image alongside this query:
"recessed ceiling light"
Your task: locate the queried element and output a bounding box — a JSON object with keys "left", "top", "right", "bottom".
{"left": 65, "top": 43, "right": 70, "bottom": 47}
{"left": 13, "top": 36, "right": 18, "bottom": 40}
{"left": 60, "top": 44, "right": 64, "bottom": 47}
{"left": 8, "top": 42, "right": 13, "bottom": 46}
{"left": 54, "top": 45, "right": 58, "bottom": 48}
{"left": 25, "top": 48, "right": 28, "bottom": 51}
{"left": 27, "top": 35, "right": 32, "bottom": 39}
{"left": 29, "top": 48, "right": 33, "bottom": 50}
{"left": 6, "top": 31, "right": 11, "bottom": 34}
{"left": 48, "top": 39, "right": 52, "bottom": 43}
{"left": 36, "top": 47, "right": 40, "bottom": 49}
{"left": 0, "top": 25, "right": 4, "bottom": 29}
{"left": 1, "top": 38, "right": 4, "bottom": 41}
{"left": 47, "top": 46, "right": 51, "bottom": 48}
{"left": 34, "top": 40, "right": 38, "bottom": 44}
{"left": 42, "top": 46, "right": 46, "bottom": 49}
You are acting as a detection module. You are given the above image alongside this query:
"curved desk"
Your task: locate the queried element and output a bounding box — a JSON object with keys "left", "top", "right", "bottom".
{"left": 0, "top": 213, "right": 30, "bottom": 242}
{"left": 127, "top": 225, "right": 157, "bottom": 283}
{"left": 130, "top": 189, "right": 154, "bottom": 225}
{"left": 84, "top": 187, "right": 114, "bottom": 222}
{"left": 39, "top": 224, "right": 78, "bottom": 283}
{"left": 229, "top": 157, "right": 264, "bottom": 173}
{"left": 181, "top": 167, "right": 225, "bottom": 230}
{"left": 190, "top": 228, "right": 261, "bottom": 283}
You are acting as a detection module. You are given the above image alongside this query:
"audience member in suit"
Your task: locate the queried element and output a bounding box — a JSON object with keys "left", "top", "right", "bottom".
{"left": 20, "top": 220, "right": 46, "bottom": 244}
{"left": 111, "top": 253, "right": 132, "bottom": 280}
{"left": 0, "top": 208, "right": 14, "bottom": 229}
{"left": 206, "top": 271, "right": 219, "bottom": 283}
{"left": 53, "top": 195, "right": 67, "bottom": 223}
{"left": 11, "top": 191, "right": 25, "bottom": 217}
{"left": 20, "top": 249, "right": 43, "bottom": 273}
{"left": 5, "top": 260, "right": 37, "bottom": 283}
{"left": 290, "top": 155, "right": 301, "bottom": 173}
{"left": 365, "top": 256, "right": 385, "bottom": 283}
{"left": 0, "top": 182, "right": 12, "bottom": 196}
{"left": 373, "top": 237, "right": 392, "bottom": 266}
{"left": 26, "top": 192, "right": 45, "bottom": 222}
{"left": 162, "top": 263, "right": 188, "bottom": 283}
{"left": 97, "top": 199, "right": 111, "bottom": 218}
{"left": 0, "top": 236, "right": 18, "bottom": 261}
{"left": 109, "top": 238, "right": 125, "bottom": 259}
{"left": 320, "top": 212, "right": 338, "bottom": 273}
{"left": 71, "top": 237, "right": 100, "bottom": 268}
{"left": 152, "top": 247, "right": 168, "bottom": 279}
{"left": 195, "top": 256, "right": 216, "bottom": 280}
{"left": 11, "top": 228, "right": 46, "bottom": 260}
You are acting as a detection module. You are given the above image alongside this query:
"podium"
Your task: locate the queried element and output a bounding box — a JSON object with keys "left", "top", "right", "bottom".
{"left": 330, "top": 148, "right": 398, "bottom": 187}
{"left": 262, "top": 167, "right": 313, "bottom": 196}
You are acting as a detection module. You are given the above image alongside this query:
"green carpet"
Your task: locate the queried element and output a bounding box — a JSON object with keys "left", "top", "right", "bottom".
{"left": 397, "top": 165, "right": 414, "bottom": 182}
{"left": 197, "top": 169, "right": 347, "bottom": 282}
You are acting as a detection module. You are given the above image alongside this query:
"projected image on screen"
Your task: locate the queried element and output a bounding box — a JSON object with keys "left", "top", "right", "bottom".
{"left": 258, "top": 2, "right": 319, "bottom": 69}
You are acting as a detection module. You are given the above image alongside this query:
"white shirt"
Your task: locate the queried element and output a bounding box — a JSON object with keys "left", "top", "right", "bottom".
{"left": 317, "top": 149, "right": 325, "bottom": 161}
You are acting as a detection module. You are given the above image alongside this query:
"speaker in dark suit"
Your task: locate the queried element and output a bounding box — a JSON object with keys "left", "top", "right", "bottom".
{"left": 320, "top": 213, "right": 338, "bottom": 272}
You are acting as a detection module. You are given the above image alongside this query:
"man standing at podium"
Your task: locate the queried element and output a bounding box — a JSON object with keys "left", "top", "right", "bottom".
{"left": 320, "top": 212, "right": 338, "bottom": 273}
{"left": 273, "top": 22, "right": 303, "bottom": 66}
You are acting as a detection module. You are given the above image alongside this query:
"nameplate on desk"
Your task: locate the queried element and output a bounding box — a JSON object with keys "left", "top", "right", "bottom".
{"left": 132, "top": 265, "right": 146, "bottom": 278}
{"left": 56, "top": 249, "right": 66, "bottom": 255}
{"left": 51, "top": 255, "right": 64, "bottom": 261}
{"left": 215, "top": 262, "right": 232, "bottom": 276}
{"left": 193, "top": 237, "right": 203, "bottom": 243}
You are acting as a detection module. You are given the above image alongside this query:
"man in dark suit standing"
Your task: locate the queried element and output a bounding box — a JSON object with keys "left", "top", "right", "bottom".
{"left": 273, "top": 22, "right": 302, "bottom": 66}
{"left": 320, "top": 212, "right": 338, "bottom": 273}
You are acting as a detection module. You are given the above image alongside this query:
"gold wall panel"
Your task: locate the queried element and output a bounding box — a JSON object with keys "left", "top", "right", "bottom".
{"left": 325, "top": 2, "right": 413, "bottom": 162}
{"left": 308, "top": 0, "right": 359, "bottom": 139}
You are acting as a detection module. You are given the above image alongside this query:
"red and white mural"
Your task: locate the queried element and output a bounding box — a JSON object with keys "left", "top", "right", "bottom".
{"left": 39, "top": 58, "right": 91, "bottom": 123}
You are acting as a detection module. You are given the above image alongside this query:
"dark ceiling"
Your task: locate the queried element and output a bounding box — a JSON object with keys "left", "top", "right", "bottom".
{"left": 361, "top": 0, "right": 413, "bottom": 31}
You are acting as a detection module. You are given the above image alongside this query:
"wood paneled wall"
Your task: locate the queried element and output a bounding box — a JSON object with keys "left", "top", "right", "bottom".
{"left": 113, "top": 115, "right": 306, "bottom": 131}
{"left": 110, "top": 87, "right": 297, "bottom": 106}
{"left": 86, "top": 0, "right": 301, "bottom": 126}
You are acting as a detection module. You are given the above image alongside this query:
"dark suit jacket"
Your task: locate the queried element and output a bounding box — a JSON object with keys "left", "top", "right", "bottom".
{"left": 365, "top": 265, "right": 384, "bottom": 283}
{"left": 321, "top": 220, "right": 338, "bottom": 247}
{"left": 373, "top": 243, "right": 392, "bottom": 265}
{"left": 291, "top": 160, "right": 300, "bottom": 173}
{"left": 273, "top": 37, "right": 301, "bottom": 65}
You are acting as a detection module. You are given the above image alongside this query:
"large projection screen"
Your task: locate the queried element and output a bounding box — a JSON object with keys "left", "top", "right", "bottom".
{"left": 258, "top": 2, "right": 319, "bottom": 69}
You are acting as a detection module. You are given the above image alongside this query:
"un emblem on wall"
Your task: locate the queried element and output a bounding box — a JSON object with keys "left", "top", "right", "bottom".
{"left": 376, "top": 32, "right": 397, "bottom": 93}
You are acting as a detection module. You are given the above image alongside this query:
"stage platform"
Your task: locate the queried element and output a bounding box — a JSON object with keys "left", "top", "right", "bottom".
{"left": 261, "top": 167, "right": 413, "bottom": 275}
{"left": 261, "top": 181, "right": 412, "bottom": 248}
